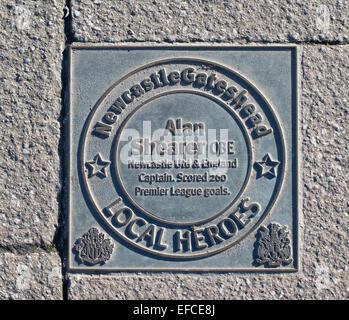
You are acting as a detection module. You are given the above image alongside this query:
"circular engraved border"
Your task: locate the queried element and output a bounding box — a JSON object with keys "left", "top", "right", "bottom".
{"left": 79, "top": 57, "right": 287, "bottom": 259}
{"left": 113, "top": 89, "right": 253, "bottom": 226}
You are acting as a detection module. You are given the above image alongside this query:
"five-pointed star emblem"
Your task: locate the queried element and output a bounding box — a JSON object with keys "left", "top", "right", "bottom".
{"left": 254, "top": 153, "right": 280, "bottom": 179}
{"left": 85, "top": 153, "right": 111, "bottom": 178}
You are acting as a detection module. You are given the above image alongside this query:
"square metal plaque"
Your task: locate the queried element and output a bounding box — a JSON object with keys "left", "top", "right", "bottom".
{"left": 67, "top": 44, "right": 299, "bottom": 272}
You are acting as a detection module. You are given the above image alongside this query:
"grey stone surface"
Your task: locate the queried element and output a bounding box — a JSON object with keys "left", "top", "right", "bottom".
{"left": 0, "top": 0, "right": 64, "bottom": 301}
{"left": 67, "top": 44, "right": 349, "bottom": 299}
{"left": 71, "top": 0, "right": 348, "bottom": 43}
{"left": 0, "top": 251, "right": 62, "bottom": 299}
{"left": 0, "top": 0, "right": 65, "bottom": 247}
{"left": 301, "top": 44, "right": 349, "bottom": 289}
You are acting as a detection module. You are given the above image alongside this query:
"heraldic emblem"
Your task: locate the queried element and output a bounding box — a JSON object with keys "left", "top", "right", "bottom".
{"left": 73, "top": 228, "right": 114, "bottom": 265}
{"left": 255, "top": 223, "right": 293, "bottom": 267}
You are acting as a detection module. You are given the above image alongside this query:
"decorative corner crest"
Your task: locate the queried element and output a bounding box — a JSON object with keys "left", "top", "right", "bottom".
{"left": 73, "top": 228, "right": 114, "bottom": 265}
{"left": 255, "top": 222, "right": 292, "bottom": 267}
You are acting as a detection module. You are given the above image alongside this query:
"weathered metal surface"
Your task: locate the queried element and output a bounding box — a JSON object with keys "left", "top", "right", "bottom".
{"left": 67, "top": 44, "right": 299, "bottom": 271}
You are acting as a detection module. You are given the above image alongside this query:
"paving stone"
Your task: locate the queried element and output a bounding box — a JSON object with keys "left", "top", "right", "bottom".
{"left": 0, "top": 0, "right": 65, "bottom": 247}
{"left": 301, "top": 45, "right": 349, "bottom": 298}
{"left": 71, "top": 0, "right": 348, "bottom": 43}
{"left": 0, "top": 251, "right": 62, "bottom": 300}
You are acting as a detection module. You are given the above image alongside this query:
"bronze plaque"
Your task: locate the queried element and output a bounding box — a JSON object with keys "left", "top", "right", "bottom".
{"left": 67, "top": 44, "right": 299, "bottom": 271}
